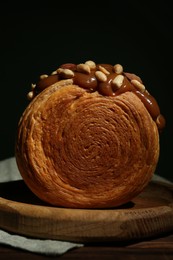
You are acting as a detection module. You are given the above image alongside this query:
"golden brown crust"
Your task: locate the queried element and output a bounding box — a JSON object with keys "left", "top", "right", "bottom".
{"left": 15, "top": 79, "right": 159, "bottom": 208}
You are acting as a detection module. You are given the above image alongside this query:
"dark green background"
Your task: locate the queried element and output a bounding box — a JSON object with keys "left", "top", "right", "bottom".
{"left": 0, "top": 1, "right": 172, "bottom": 181}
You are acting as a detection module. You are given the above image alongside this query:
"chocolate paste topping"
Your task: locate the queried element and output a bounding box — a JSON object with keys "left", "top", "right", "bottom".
{"left": 29, "top": 61, "right": 165, "bottom": 132}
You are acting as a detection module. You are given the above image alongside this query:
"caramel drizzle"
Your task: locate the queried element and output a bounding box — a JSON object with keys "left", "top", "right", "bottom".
{"left": 27, "top": 61, "right": 165, "bottom": 132}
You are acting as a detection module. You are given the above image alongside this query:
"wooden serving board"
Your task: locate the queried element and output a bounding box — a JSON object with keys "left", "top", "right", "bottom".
{"left": 0, "top": 180, "right": 173, "bottom": 243}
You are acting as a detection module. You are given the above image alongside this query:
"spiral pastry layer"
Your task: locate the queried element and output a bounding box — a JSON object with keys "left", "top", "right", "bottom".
{"left": 15, "top": 64, "right": 161, "bottom": 208}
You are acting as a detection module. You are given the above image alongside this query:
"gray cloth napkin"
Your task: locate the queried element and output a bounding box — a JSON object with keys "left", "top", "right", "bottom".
{"left": 0, "top": 157, "right": 83, "bottom": 255}
{"left": 0, "top": 157, "right": 171, "bottom": 255}
{"left": 0, "top": 229, "right": 83, "bottom": 255}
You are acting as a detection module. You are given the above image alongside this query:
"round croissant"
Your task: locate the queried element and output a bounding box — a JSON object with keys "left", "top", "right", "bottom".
{"left": 15, "top": 61, "right": 165, "bottom": 208}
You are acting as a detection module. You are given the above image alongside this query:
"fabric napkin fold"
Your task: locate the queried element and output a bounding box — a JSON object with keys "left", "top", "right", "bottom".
{"left": 0, "top": 229, "right": 83, "bottom": 255}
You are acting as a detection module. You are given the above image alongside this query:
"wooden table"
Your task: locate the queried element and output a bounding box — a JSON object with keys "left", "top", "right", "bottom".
{"left": 1, "top": 232, "right": 173, "bottom": 259}
{"left": 1, "top": 179, "right": 173, "bottom": 259}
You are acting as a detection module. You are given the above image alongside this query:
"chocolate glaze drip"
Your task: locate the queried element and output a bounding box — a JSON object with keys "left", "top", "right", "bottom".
{"left": 30, "top": 62, "right": 165, "bottom": 132}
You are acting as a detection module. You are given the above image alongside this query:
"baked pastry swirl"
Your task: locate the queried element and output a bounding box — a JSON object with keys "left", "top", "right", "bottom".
{"left": 15, "top": 61, "right": 165, "bottom": 208}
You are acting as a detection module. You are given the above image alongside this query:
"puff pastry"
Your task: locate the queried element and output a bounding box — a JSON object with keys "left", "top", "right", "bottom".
{"left": 15, "top": 61, "right": 165, "bottom": 208}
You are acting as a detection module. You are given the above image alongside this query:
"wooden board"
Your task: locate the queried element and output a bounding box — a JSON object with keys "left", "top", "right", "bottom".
{"left": 0, "top": 180, "right": 173, "bottom": 243}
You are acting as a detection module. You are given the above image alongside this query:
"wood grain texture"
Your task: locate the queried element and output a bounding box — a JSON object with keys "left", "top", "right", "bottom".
{"left": 0, "top": 180, "right": 173, "bottom": 243}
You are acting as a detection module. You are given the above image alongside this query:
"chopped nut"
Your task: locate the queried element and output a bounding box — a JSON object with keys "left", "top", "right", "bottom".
{"left": 56, "top": 68, "right": 64, "bottom": 74}
{"left": 112, "top": 75, "right": 124, "bottom": 89}
{"left": 85, "top": 60, "right": 96, "bottom": 69}
{"left": 51, "top": 70, "right": 58, "bottom": 75}
{"left": 113, "top": 64, "right": 123, "bottom": 74}
{"left": 131, "top": 79, "right": 145, "bottom": 92}
{"left": 98, "top": 65, "right": 110, "bottom": 75}
{"left": 31, "top": 83, "right": 36, "bottom": 89}
{"left": 95, "top": 71, "right": 107, "bottom": 82}
{"left": 40, "top": 74, "right": 48, "bottom": 80}
{"left": 57, "top": 68, "right": 74, "bottom": 78}
{"left": 27, "top": 91, "right": 34, "bottom": 100}
{"left": 62, "top": 69, "right": 74, "bottom": 78}
{"left": 77, "top": 63, "right": 91, "bottom": 74}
